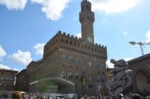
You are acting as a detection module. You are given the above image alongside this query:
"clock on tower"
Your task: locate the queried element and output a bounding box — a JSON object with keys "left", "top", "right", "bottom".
{"left": 87, "top": 36, "right": 93, "bottom": 43}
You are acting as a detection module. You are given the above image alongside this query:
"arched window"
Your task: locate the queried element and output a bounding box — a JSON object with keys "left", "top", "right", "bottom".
{"left": 68, "top": 56, "right": 73, "bottom": 63}
{"left": 136, "top": 73, "right": 150, "bottom": 91}
{"left": 62, "top": 55, "right": 66, "bottom": 61}
{"left": 75, "top": 58, "right": 79, "bottom": 64}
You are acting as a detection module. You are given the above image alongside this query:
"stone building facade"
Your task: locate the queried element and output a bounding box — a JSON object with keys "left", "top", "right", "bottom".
{"left": 0, "top": 69, "right": 18, "bottom": 95}
{"left": 15, "top": 69, "right": 27, "bottom": 92}
{"left": 128, "top": 54, "right": 150, "bottom": 95}
{"left": 16, "top": 0, "right": 107, "bottom": 95}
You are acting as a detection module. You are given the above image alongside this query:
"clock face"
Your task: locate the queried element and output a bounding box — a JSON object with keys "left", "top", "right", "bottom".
{"left": 87, "top": 36, "right": 93, "bottom": 43}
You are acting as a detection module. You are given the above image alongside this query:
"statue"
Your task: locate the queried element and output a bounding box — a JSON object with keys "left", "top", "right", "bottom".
{"left": 106, "top": 59, "right": 132, "bottom": 96}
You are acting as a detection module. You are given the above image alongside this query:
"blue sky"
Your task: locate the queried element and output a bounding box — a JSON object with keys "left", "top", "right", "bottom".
{"left": 0, "top": 0, "right": 150, "bottom": 71}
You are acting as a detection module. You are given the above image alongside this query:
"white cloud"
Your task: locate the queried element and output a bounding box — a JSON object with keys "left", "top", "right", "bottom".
{"left": 106, "top": 60, "right": 114, "bottom": 68}
{"left": 34, "top": 43, "right": 45, "bottom": 55}
{"left": 124, "top": 57, "right": 133, "bottom": 62}
{"left": 0, "top": 64, "right": 19, "bottom": 71}
{"left": 89, "top": 0, "right": 139, "bottom": 14}
{"left": 122, "top": 32, "right": 128, "bottom": 36}
{"left": 145, "top": 30, "right": 150, "bottom": 42}
{"left": 31, "top": 0, "right": 72, "bottom": 21}
{"left": 0, "top": 0, "right": 27, "bottom": 10}
{"left": 9, "top": 50, "right": 32, "bottom": 65}
{"left": 0, "top": 46, "right": 7, "bottom": 61}
{"left": 0, "top": 64, "right": 11, "bottom": 69}
{"left": 76, "top": 32, "right": 81, "bottom": 38}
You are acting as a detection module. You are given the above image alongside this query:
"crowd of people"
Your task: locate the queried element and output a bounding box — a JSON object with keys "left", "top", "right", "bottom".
{"left": 0, "top": 92, "right": 150, "bottom": 99}
{"left": 79, "top": 94, "right": 150, "bottom": 99}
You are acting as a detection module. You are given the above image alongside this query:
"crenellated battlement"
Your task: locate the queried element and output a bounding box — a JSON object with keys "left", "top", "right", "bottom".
{"left": 44, "top": 30, "right": 107, "bottom": 60}
{"left": 51, "top": 30, "right": 106, "bottom": 48}
{"left": 56, "top": 30, "right": 82, "bottom": 40}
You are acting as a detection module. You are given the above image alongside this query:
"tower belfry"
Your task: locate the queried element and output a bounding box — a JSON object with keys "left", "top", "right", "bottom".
{"left": 80, "top": 0, "right": 95, "bottom": 44}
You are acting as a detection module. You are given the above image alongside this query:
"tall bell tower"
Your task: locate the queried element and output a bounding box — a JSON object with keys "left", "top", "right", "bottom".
{"left": 80, "top": 0, "right": 95, "bottom": 44}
